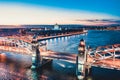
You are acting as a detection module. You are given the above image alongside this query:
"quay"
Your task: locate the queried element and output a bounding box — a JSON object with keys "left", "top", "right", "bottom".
{"left": 5, "top": 31, "right": 87, "bottom": 43}
{"left": 37, "top": 31, "right": 87, "bottom": 41}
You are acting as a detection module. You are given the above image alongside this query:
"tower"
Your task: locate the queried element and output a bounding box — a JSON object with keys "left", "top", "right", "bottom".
{"left": 31, "top": 35, "right": 41, "bottom": 69}
{"left": 76, "top": 39, "right": 87, "bottom": 80}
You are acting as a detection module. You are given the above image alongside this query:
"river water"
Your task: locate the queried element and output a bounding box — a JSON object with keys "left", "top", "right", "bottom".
{"left": 0, "top": 30, "right": 120, "bottom": 80}
{"left": 47, "top": 30, "right": 120, "bottom": 53}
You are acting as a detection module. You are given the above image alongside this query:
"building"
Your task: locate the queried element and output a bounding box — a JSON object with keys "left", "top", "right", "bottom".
{"left": 53, "top": 23, "right": 61, "bottom": 30}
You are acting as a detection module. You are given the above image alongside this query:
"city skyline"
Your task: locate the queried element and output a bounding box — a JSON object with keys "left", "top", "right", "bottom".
{"left": 0, "top": 0, "right": 120, "bottom": 26}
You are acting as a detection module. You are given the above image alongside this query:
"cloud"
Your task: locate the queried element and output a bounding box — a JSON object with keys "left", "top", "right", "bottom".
{"left": 0, "top": 2, "right": 120, "bottom": 25}
{"left": 75, "top": 19, "right": 120, "bottom": 25}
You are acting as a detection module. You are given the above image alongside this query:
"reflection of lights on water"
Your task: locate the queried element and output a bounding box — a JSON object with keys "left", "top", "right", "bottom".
{"left": 65, "top": 36, "right": 67, "bottom": 40}
{"left": 58, "top": 37, "right": 60, "bottom": 41}
{"left": 86, "top": 76, "right": 92, "bottom": 80}
{"left": 67, "top": 36, "right": 70, "bottom": 39}
{"left": 50, "top": 39, "right": 52, "bottom": 43}
{"left": 54, "top": 38, "right": 57, "bottom": 42}
{"left": 57, "top": 62, "right": 66, "bottom": 68}
{"left": 78, "top": 75, "right": 84, "bottom": 80}
{"left": 46, "top": 40, "right": 48, "bottom": 43}
{"left": 81, "top": 33, "right": 87, "bottom": 36}
{"left": 61, "top": 37, "right": 64, "bottom": 41}
{"left": 68, "top": 65, "right": 73, "bottom": 68}
{"left": 48, "top": 39, "right": 52, "bottom": 43}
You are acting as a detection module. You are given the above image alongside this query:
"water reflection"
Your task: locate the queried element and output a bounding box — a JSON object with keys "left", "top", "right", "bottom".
{"left": 0, "top": 51, "right": 31, "bottom": 80}
{"left": 0, "top": 62, "right": 29, "bottom": 80}
{"left": 0, "top": 52, "right": 78, "bottom": 80}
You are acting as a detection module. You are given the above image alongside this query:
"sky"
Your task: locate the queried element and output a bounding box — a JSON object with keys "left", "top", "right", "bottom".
{"left": 0, "top": 0, "right": 120, "bottom": 25}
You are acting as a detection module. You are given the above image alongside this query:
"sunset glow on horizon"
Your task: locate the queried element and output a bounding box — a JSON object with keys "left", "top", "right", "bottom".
{"left": 0, "top": 1, "right": 120, "bottom": 26}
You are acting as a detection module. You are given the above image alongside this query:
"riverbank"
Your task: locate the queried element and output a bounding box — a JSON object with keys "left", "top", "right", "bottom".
{"left": 37, "top": 31, "right": 87, "bottom": 41}
{"left": 5, "top": 31, "right": 87, "bottom": 43}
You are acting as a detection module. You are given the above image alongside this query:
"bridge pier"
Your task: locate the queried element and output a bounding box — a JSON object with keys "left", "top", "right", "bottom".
{"left": 31, "top": 38, "right": 41, "bottom": 69}
{"left": 76, "top": 39, "right": 91, "bottom": 80}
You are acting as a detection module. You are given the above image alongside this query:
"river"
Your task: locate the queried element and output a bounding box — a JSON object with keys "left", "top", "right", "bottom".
{"left": 47, "top": 30, "right": 120, "bottom": 53}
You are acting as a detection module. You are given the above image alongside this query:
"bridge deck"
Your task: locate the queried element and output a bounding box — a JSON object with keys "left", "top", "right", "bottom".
{"left": 93, "top": 58, "right": 120, "bottom": 70}
{"left": 0, "top": 46, "right": 32, "bottom": 55}
{"left": 6, "top": 35, "right": 33, "bottom": 43}
{"left": 0, "top": 45, "right": 120, "bottom": 70}
{"left": 41, "top": 50, "right": 77, "bottom": 63}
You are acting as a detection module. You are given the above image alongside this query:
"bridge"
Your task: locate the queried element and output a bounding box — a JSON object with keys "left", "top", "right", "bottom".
{"left": 88, "top": 44, "right": 120, "bottom": 70}
{"left": 0, "top": 35, "right": 120, "bottom": 80}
